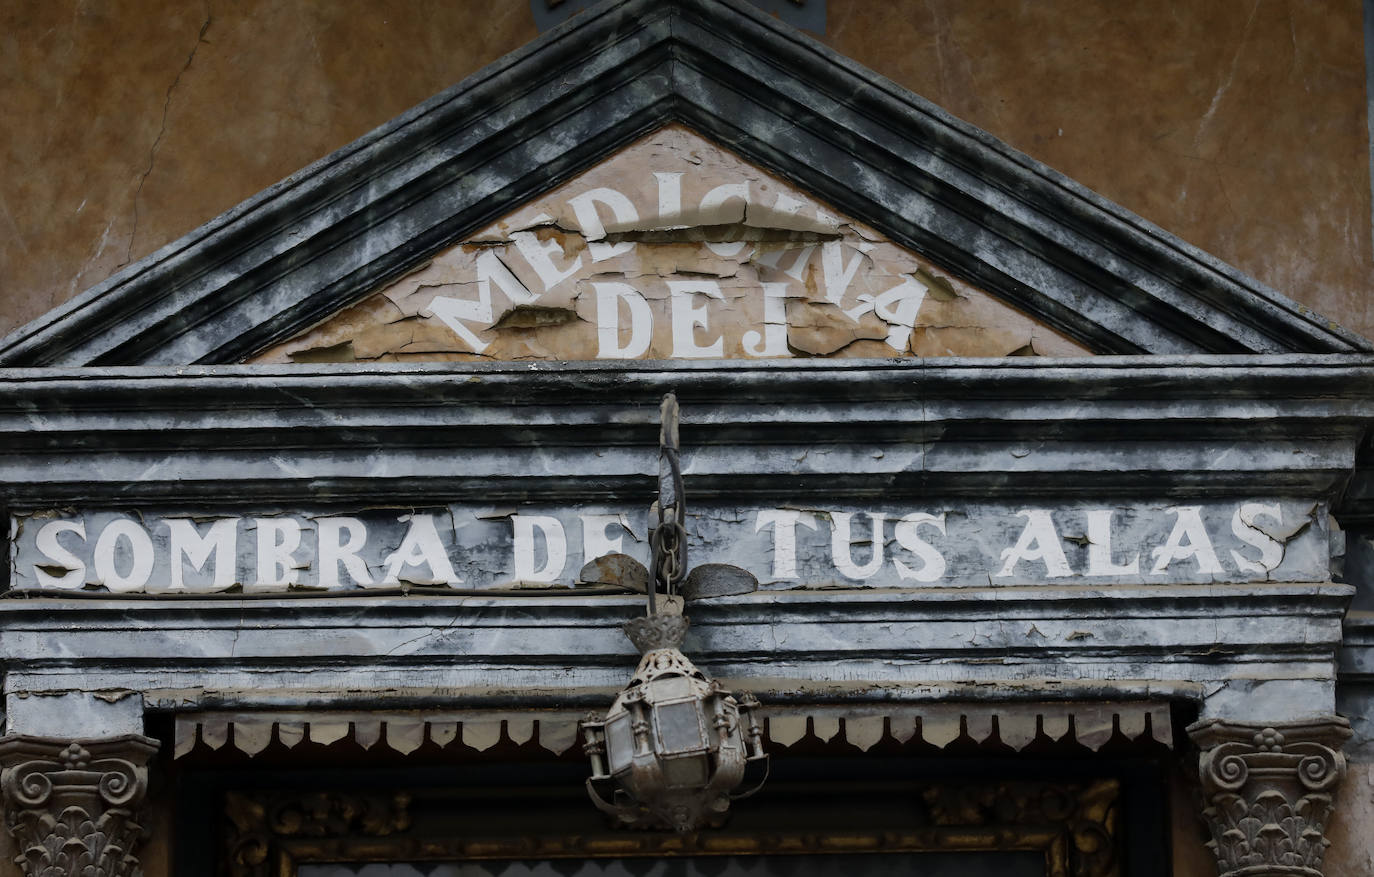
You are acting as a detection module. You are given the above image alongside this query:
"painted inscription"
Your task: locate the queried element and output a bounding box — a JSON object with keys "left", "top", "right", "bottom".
{"left": 251, "top": 127, "right": 1088, "bottom": 364}
{"left": 9, "top": 501, "right": 1325, "bottom": 594}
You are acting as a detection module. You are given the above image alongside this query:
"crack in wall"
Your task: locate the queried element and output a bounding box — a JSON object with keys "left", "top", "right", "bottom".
{"left": 127, "top": 9, "right": 213, "bottom": 265}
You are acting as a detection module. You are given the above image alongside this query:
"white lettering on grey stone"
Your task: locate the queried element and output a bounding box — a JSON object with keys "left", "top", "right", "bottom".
{"left": 8, "top": 500, "right": 1327, "bottom": 594}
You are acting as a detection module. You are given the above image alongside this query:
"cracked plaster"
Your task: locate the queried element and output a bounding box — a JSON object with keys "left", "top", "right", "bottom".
{"left": 251, "top": 126, "right": 1090, "bottom": 364}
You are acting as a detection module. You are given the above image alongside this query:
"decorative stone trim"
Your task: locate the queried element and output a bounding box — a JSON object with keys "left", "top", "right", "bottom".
{"left": 1189, "top": 717, "right": 1351, "bottom": 877}
{"left": 173, "top": 702, "right": 1174, "bottom": 759}
{"left": 0, "top": 735, "right": 159, "bottom": 877}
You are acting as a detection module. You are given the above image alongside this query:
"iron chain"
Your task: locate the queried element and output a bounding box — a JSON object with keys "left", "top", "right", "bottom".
{"left": 650, "top": 394, "right": 688, "bottom": 599}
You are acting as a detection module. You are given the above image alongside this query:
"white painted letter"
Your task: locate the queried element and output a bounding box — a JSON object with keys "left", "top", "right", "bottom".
{"left": 831, "top": 512, "right": 886, "bottom": 579}
{"left": 821, "top": 241, "right": 867, "bottom": 306}
{"left": 382, "top": 513, "right": 460, "bottom": 586}
{"left": 755, "top": 509, "right": 818, "bottom": 580}
{"left": 669, "top": 280, "right": 725, "bottom": 358}
{"left": 513, "top": 515, "right": 568, "bottom": 583}
{"left": 595, "top": 282, "right": 653, "bottom": 359}
{"left": 699, "top": 182, "right": 750, "bottom": 257}
{"left": 255, "top": 517, "right": 303, "bottom": 588}
{"left": 893, "top": 512, "right": 947, "bottom": 583}
{"left": 93, "top": 519, "right": 155, "bottom": 593}
{"left": 1231, "top": 502, "right": 1285, "bottom": 574}
{"left": 581, "top": 513, "right": 635, "bottom": 563}
{"left": 654, "top": 172, "right": 683, "bottom": 223}
{"left": 1085, "top": 509, "right": 1140, "bottom": 576}
{"left": 167, "top": 518, "right": 238, "bottom": 592}
{"left": 511, "top": 214, "right": 582, "bottom": 292}
{"left": 996, "top": 509, "right": 1072, "bottom": 578}
{"left": 742, "top": 281, "right": 791, "bottom": 357}
{"left": 567, "top": 187, "right": 637, "bottom": 261}
{"left": 426, "top": 251, "right": 538, "bottom": 353}
{"left": 33, "top": 520, "right": 86, "bottom": 589}
{"left": 317, "top": 517, "right": 374, "bottom": 587}
{"left": 1150, "top": 506, "right": 1223, "bottom": 576}
{"left": 871, "top": 276, "right": 929, "bottom": 352}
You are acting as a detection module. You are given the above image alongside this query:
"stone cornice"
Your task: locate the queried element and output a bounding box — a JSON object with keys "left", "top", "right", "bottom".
{"left": 0, "top": 0, "right": 1363, "bottom": 366}
{"left": 0, "top": 584, "right": 1349, "bottom": 711}
{"left": 0, "top": 356, "right": 1369, "bottom": 506}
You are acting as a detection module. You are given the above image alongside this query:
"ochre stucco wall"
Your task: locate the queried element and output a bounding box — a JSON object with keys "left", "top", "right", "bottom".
{"left": 825, "top": 0, "right": 1374, "bottom": 343}
{"left": 1, "top": 0, "right": 1370, "bottom": 344}
{"left": 0, "top": 0, "right": 538, "bottom": 343}
{"left": 1324, "top": 761, "right": 1374, "bottom": 876}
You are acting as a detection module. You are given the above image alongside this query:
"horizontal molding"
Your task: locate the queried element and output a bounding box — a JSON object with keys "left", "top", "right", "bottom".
{"left": 0, "top": 585, "right": 1348, "bottom": 711}
{"left": 1340, "top": 611, "right": 1374, "bottom": 680}
{"left": 0, "top": 357, "right": 1368, "bottom": 506}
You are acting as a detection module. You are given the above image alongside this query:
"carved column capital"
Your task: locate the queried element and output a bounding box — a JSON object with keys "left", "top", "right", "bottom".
{"left": 0, "top": 734, "right": 159, "bottom": 877}
{"left": 1188, "top": 717, "right": 1351, "bottom": 877}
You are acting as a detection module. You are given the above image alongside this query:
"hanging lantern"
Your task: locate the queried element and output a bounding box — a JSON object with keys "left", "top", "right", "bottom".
{"left": 580, "top": 394, "right": 768, "bottom": 832}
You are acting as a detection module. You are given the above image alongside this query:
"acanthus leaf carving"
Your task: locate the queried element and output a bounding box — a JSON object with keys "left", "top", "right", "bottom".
{"left": 1190, "top": 717, "right": 1351, "bottom": 877}
{"left": 0, "top": 735, "right": 159, "bottom": 877}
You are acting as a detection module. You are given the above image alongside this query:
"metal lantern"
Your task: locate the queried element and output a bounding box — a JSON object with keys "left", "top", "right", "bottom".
{"left": 580, "top": 394, "right": 768, "bottom": 832}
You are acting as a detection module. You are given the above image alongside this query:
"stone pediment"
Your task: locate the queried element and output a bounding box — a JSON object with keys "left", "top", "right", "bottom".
{"left": 0, "top": 0, "right": 1364, "bottom": 366}
{"left": 252, "top": 127, "right": 1088, "bottom": 363}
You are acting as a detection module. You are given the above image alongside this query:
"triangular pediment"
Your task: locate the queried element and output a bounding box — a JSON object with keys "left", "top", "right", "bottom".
{"left": 251, "top": 127, "right": 1088, "bottom": 363}
{"left": 0, "top": 0, "right": 1366, "bottom": 366}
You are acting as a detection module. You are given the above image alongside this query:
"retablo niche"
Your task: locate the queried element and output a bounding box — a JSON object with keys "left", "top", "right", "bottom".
{"left": 579, "top": 394, "right": 767, "bottom": 832}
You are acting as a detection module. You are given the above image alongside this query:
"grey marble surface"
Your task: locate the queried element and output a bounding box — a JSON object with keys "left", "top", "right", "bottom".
{"left": 0, "top": 356, "right": 1367, "bottom": 735}
{"left": 0, "top": 582, "right": 1350, "bottom": 731}
{"left": 0, "top": 356, "right": 1367, "bottom": 508}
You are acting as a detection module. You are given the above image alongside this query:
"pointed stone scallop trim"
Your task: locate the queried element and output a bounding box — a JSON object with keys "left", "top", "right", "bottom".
{"left": 173, "top": 702, "right": 1172, "bottom": 759}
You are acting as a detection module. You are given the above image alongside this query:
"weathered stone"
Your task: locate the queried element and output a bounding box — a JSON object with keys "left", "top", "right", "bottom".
{"left": 0, "top": 735, "right": 159, "bottom": 877}
{"left": 1190, "top": 718, "right": 1351, "bottom": 877}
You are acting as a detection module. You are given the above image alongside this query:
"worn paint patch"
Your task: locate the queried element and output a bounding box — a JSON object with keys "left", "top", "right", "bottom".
{"left": 251, "top": 126, "right": 1091, "bottom": 364}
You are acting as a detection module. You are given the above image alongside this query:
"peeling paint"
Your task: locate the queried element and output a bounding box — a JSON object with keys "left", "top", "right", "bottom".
{"left": 250, "top": 126, "right": 1091, "bottom": 365}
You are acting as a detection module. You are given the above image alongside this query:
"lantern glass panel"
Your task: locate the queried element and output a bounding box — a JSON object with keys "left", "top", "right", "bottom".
{"left": 655, "top": 700, "right": 708, "bottom": 755}
{"left": 605, "top": 712, "right": 634, "bottom": 774}
{"left": 660, "top": 752, "right": 710, "bottom": 789}
{"left": 653, "top": 676, "right": 693, "bottom": 700}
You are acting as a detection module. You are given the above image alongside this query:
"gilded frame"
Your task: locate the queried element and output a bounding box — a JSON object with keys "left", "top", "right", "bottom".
{"left": 222, "top": 778, "right": 1120, "bottom": 877}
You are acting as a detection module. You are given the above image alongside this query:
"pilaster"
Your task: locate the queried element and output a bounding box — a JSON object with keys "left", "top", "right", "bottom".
{"left": 1190, "top": 717, "right": 1352, "bottom": 877}
{"left": 0, "top": 735, "right": 159, "bottom": 877}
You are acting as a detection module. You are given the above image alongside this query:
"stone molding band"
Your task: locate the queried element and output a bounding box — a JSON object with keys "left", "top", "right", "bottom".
{"left": 1189, "top": 717, "right": 1351, "bottom": 877}
{"left": 0, "top": 734, "right": 159, "bottom": 877}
